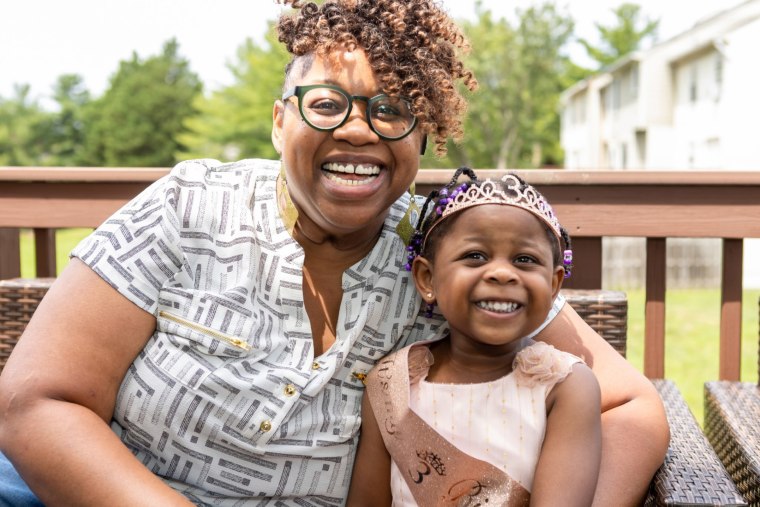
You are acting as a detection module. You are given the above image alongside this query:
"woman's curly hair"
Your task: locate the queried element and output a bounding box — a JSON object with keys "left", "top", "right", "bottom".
{"left": 275, "top": 0, "right": 478, "bottom": 156}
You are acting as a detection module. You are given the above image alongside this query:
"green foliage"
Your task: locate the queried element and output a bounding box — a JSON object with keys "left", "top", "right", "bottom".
{"left": 81, "top": 39, "right": 203, "bottom": 167}
{"left": 432, "top": 3, "right": 575, "bottom": 169}
{"left": 579, "top": 3, "right": 659, "bottom": 69}
{"left": 35, "top": 74, "right": 91, "bottom": 166}
{"left": 177, "top": 27, "right": 289, "bottom": 162}
{"left": 0, "top": 85, "right": 52, "bottom": 165}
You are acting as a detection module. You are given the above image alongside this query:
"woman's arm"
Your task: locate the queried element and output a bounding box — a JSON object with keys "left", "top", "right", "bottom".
{"left": 346, "top": 392, "right": 392, "bottom": 507}
{"left": 532, "top": 363, "right": 601, "bottom": 506}
{"left": 536, "top": 303, "right": 670, "bottom": 506}
{"left": 0, "top": 259, "right": 193, "bottom": 506}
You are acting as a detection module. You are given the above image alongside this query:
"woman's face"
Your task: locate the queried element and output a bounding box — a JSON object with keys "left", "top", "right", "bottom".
{"left": 272, "top": 48, "right": 424, "bottom": 241}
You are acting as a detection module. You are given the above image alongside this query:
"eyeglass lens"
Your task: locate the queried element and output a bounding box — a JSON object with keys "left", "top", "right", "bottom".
{"left": 299, "top": 87, "right": 415, "bottom": 139}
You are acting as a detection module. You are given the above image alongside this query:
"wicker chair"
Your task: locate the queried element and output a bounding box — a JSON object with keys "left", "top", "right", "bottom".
{"left": 0, "top": 278, "right": 54, "bottom": 370}
{"left": 704, "top": 296, "right": 760, "bottom": 506}
{"left": 0, "top": 280, "right": 746, "bottom": 505}
{"left": 562, "top": 289, "right": 745, "bottom": 506}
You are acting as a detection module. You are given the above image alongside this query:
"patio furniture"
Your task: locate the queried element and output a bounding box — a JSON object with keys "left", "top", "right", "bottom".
{"left": 0, "top": 279, "right": 747, "bottom": 505}
{"left": 561, "top": 289, "right": 745, "bottom": 506}
{"left": 704, "top": 296, "right": 760, "bottom": 506}
{"left": 0, "top": 278, "right": 54, "bottom": 370}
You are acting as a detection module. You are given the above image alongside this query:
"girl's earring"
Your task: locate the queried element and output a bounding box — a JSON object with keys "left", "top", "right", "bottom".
{"left": 424, "top": 293, "right": 435, "bottom": 318}
{"left": 395, "top": 183, "right": 420, "bottom": 246}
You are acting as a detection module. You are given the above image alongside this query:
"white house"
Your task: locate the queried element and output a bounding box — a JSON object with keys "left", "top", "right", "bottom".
{"left": 559, "top": 0, "right": 760, "bottom": 288}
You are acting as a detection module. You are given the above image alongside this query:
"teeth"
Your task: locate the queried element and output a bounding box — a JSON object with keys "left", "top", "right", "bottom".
{"left": 476, "top": 301, "right": 519, "bottom": 313}
{"left": 324, "top": 172, "right": 375, "bottom": 186}
{"left": 322, "top": 162, "right": 381, "bottom": 175}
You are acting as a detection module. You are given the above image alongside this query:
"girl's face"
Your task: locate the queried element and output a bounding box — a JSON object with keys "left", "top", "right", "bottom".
{"left": 413, "top": 204, "right": 564, "bottom": 350}
{"left": 271, "top": 48, "right": 424, "bottom": 241}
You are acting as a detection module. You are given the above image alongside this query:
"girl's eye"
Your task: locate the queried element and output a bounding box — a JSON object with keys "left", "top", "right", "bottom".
{"left": 463, "top": 252, "right": 486, "bottom": 261}
{"left": 515, "top": 255, "right": 537, "bottom": 264}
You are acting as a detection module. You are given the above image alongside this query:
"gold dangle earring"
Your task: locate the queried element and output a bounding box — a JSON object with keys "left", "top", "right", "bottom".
{"left": 395, "top": 182, "right": 420, "bottom": 246}
{"left": 277, "top": 162, "right": 298, "bottom": 236}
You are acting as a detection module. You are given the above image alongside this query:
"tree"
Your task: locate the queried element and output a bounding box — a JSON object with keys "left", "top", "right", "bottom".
{"left": 435, "top": 2, "right": 574, "bottom": 169}
{"left": 0, "top": 85, "right": 51, "bottom": 166}
{"left": 579, "top": 3, "right": 659, "bottom": 69}
{"left": 35, "top": 74, "right": 91, "bottom": 166}
{"left": 177, "top": 27, "right": 289, "bottom": 162}
{"left": 81, "top": 39, "right": 202, "bottom": 167}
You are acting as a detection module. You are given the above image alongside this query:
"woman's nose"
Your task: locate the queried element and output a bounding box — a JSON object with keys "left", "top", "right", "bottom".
{"left": 333, "top": 105, "right": 379, "bottom": 145}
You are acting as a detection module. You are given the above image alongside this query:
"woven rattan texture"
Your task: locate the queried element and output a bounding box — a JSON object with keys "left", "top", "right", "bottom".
{"left": 561, "top": 289, "right": 627, "bottom": 357}
{"left": 0, "top": 278, "right": 54, "bottom": 371}
{"left": 648, "top": 379, "right": 746, "bottom": 506}
{"left": 705, "top": 382, "right": 760, "bottom": 506}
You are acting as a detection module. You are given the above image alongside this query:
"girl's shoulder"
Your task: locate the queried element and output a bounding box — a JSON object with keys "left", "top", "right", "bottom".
{"left": 513, "top": 341, "right": 585, "bottom": 388}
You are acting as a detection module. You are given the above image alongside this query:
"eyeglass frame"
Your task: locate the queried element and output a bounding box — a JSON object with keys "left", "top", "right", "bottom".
{"left": 281, "top": 84, "right": 419, "bottom": 141}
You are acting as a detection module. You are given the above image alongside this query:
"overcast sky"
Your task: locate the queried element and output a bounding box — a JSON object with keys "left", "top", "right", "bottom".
{"left": 0, "top": 0, "right": 738, "bottom": 104}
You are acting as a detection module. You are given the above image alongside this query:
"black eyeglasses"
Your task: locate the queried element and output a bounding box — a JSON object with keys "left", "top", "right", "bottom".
{"left": 282, "top": 84, "right": 418, "bottom": 141}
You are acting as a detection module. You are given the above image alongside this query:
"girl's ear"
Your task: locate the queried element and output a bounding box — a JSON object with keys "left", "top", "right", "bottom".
{"left": 551, "top": 265, "right": 565, "bottom": 301}
{"left": 272, "top": 100, "right": 285, "bottom": 155}
{"left": 411, "top": 256, "right": 435, "bottom": 303}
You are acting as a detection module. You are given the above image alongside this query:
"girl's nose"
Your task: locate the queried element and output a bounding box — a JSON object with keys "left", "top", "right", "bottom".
{"left": 486, "top": 262, "right": 518, "bottom": 284}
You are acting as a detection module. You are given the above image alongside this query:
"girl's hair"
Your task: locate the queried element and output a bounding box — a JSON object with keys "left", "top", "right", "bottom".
{"left": 405, "top": 167, "right": 573, "bottom": 275}
{"left": 275, "top": 0, "right": 478, "bottom": 156}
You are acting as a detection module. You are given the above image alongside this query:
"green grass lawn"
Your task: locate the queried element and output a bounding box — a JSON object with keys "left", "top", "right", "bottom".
{"left": 621, "top": 287, "right": 759, "bottom": 425}
{"left": 19, "top": 228, "right": 760, "bottom": 425}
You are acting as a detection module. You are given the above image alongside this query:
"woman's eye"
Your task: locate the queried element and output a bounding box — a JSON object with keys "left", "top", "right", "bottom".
{"left": 308, "top": 99, "right": 344, "bottom": 115}
{"left": 375, "top": 103, "right": 402, "bottom": 118}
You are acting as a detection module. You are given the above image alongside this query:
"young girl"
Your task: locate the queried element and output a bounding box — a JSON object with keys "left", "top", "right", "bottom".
{"left": 347, "top": 168, "right": 602, "bottom": 506}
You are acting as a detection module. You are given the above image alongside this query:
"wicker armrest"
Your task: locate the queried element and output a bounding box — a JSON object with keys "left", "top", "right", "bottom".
{"left": 561, "top": 289, "right": 627, "bottom": 357}
{"left": 705, "top": 381, "right": 760, "bottom": 505}
{"left": 0, "top": 277, "right": 55, "bottom": 372}
{"left": 647, "top": 379, "right": 746, "bottom": 506}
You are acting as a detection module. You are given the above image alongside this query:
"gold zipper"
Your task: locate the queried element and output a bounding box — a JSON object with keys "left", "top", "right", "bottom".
{"left": 158, "top": 311, "right": 251, "bottom": 351}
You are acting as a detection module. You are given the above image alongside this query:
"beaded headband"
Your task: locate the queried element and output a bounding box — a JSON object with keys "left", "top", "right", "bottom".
{"left": 404, "top": 173, "right": 573, "bottom": 279}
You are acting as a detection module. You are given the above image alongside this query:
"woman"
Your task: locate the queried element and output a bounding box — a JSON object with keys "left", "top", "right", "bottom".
{"left": 0, "top": 1, "right": 668, "bottom": 505}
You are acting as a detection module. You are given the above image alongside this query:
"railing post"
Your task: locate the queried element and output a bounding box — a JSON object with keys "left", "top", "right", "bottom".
{"left": 34, "top": 228, "right": 57, "bottom": 277}
{"left": 562, "top": 237, "right": 602, "bottom": 290}
{"left": 719, "top": 239, "right": 743, "bottom": 381}
{"left": 644, "top": 238, "right": 666, "bottom": 379}
{"left": 0, "top": 228, "right": 21, "bottom": 279}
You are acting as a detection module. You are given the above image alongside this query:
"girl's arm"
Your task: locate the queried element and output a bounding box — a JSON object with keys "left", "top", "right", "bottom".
{"left": 346, "top": 392, "right": 392, "bottom": 507}
{"left": 532, "top": 363, "right": 602, "bottom": 506}
{"left": 0, "top": 260, "right": 193, "bottom": 506}
{"left": 536, "top": 303, "right": 669, "bottom": 506}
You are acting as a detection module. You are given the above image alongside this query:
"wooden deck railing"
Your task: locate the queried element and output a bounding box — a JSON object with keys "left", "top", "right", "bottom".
{"left": 2, "top": 166, "right": 760, "bottom": 381}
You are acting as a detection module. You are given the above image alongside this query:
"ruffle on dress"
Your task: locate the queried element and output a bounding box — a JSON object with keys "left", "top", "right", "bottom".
{"left": 408, "top": 346, "right": 435, "bottom": 385}
{"left": 406, "top": 341, "right": 578, "bottom": 388}
{"left": 513, "top": 341, "right": 575, "bottom": 387}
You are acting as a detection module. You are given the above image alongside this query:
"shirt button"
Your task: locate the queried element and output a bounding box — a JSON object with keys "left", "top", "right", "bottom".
{"left": 284, "top": 384, "right": 297, "bottom": 396}
{"left": 312, "top": 362, "right": 320, "bottom": 370}
{"left": 260, "top": 420, "right": 272, "bottom": 432}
